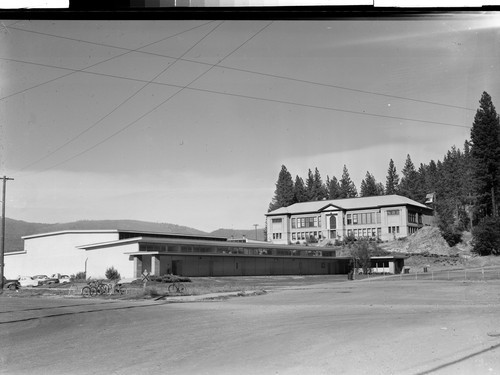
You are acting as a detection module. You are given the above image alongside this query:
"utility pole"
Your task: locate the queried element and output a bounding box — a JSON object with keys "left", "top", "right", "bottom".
{"left": 0, "top": 176, "right": 14, "bottom": 293}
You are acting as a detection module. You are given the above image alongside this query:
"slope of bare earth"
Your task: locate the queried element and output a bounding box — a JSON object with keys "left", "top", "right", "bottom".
{"left": 378, "top": 226, "right": 500, "bottom": 271}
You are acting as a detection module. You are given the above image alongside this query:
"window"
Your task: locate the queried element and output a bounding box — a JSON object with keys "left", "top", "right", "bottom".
{"left": 272, "top": 233, "right": 282, "bottom": 240}
{"left": 292, "top": 233, "right": 296, "bottom": 241}
{"left": 347, "top": 214, "right": 352, "bottom": 225}
{"left": 408, "top": 212, "right": 417, "bottom": 223}
{"left": 272, "top": 218, "right": 282, "bottom": 223}
{"left": 387, "top": 210, "right": 400, "bottom": 215}
{"left": 291, "top": 218, "right": 296, "bottom": 229}
{"left": 377, "top": 228, "right": 381, "bottom": 237}
{"left": 353, "top": 214, "right": 358, "bottom": 224}
{"left": 376, "top": 212, "right": 381, "bottom": 223}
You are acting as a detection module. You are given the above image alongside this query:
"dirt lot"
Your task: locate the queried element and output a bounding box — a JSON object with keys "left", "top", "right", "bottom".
{"left": 1, "top": 276, "right": 500, "bottom": 375}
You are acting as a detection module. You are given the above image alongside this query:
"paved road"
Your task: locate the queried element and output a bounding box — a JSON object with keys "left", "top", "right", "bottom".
{"left": 1, "top": 280, "right": 500, "bottom": 375}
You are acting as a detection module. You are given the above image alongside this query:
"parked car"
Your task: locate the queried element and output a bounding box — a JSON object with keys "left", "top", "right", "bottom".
{"left": 33, "top": 275, "right": 59, "bottom": 285}
{"left": 2, "top": 276, "right": 20, "bottom": 290}
{"left": 19, "top": 276, "right": 40, "bottom": 287}
{"left": 50, "top": 273, "right": 71, "bottom": 284}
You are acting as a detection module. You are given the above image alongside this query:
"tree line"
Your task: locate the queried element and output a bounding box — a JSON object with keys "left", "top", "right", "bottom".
{"left": 268, "top": 91, "right": 500, "bottom": 255}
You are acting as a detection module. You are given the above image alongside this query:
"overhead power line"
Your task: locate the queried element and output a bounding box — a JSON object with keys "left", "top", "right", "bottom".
{"left": 0, "top": 21, "right": 215, "bottom": 102}
{"left": 18, "top": 21, "right": 224, "bottom": 172}
{"left": 2, "top": 23, "right": 474, "bottom": 112}
{"left": 18, "top": 22, "right": 274, "bottom": 176}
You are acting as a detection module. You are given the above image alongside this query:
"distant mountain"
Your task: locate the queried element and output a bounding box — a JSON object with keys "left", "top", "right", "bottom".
{"left": 210, "top": 228, "right": 265, "bottom": 241}
{"left": 4, "top": 218, "right": 208, "bottom": 252}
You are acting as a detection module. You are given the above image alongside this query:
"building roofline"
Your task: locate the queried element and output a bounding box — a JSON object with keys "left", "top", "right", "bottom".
{"left": 266, "top": 195, "right": 432, "bottom": 216}
{"left": 22, "top": 229, "right": 119, "bottom": 240}
{"left": 22, "top": 229, "right": 226, "bottom": 242}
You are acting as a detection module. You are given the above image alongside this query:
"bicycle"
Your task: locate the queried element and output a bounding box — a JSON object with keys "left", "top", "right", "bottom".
{"left": 168, "top": 281, "right": 186, "bottom": 294}
{"left": 81, "top": 280, "right": 110, "bottom": 297}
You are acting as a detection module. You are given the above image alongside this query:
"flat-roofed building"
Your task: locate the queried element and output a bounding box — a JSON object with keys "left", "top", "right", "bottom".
{"left": 266, "top": 195, "right": 433, "bottom": 245}
{"left": 4, "top": 230, "right": 351, "bottom": 280}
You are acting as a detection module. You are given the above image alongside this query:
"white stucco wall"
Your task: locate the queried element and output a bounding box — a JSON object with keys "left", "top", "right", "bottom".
{"left": 4, "top": 231, "right": 119, "bottom": 279}
{"left": 85, "top": 243, "right": 139, "bottom": 280}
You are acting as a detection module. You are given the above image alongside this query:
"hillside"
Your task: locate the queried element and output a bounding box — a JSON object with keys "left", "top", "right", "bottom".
{"left": 379, "top": 226, "right": 472, "bottom": 256}
{"left": 4, "top": 218, "right": 208, "bottom": 252}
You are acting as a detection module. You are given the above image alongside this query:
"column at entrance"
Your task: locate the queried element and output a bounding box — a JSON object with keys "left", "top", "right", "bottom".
{"left": 151, "top": 255, "right": 160, "bottom": 276}
{"left": 134, "top": 256, "right": 143, "bottom": 279}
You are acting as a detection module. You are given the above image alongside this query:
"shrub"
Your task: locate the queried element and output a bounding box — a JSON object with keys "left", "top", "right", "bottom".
{"left": 440, "top": 226, "right": 463, "bottom": 247}
{"left": 72, "top": 271, "right": 86, "bottom": 281}
{"left": 472, "top": 216, "right": 500, "bottom": 256}
{"left": 105, "top": 266, "right": 121, "bottom": 281}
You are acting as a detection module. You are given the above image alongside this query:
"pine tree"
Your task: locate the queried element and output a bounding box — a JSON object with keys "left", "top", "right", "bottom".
{"left": 470, "top": 91, "right": 500, "bottom": 219}
{"left": 313, "top": 168, "right": 328, "bottom": 201}
{"left": 360, "top": 171, "right": 381, "bottom": 197}
{"left": 305, "top": 169, "right": 316, "bottom": 201}
{"left": 385, "top": 159, "right": 399, "bottom": 195}
{"left": 268, "top": 165, "right": 295, "bottom": 212}
{"left": 399, "top": 155, "right": 419, "bottom": 201}
{"left": 339, "top": 165, "right": 358, "bottom": 198}
{"left": 326, "top": 175, "right": 341, "bottom": 199}
{"left": 293, "top": 175, "right": 307, "bottom": 203}
{"left": 376, "top": 182, "right": 385, "bottom": 196}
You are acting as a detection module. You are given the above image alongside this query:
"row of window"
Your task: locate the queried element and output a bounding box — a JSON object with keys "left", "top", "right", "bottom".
{"left": 139, "top": 243, "right": 337, "bottom": 258}
{"left": 347, "top": 228, "right": 382, "bottom": 238}
{"left": 387, "top": 210, "right": 400, "bottom": 215}
{"left": 272, "top": 233, "right": 283, "bottom": 240}
{"left": 388, "top": 226, "right": 400, "bottom": 234}
{"left": 408, "top": 226, "right": 419, "bottom": 235}
{"left": 408, "top": 212, "right": 423, "bottom": 224}
{"left": 291, "top": 216, "right": 321, "bottom": 229}
{"left": 346, "top": 212, "right": 382, "bottom": 225}
{"left": 291, "top": 231, "right": 323, "bottom": 241}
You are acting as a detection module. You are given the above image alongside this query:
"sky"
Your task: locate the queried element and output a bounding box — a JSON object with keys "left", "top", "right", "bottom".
{"left": 1, "top": 14, "right": 500, "bottom": 232}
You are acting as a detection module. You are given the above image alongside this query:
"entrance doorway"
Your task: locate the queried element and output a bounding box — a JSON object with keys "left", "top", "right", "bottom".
{"left": 172, "top": 260, "right": 183, "bottom": 276}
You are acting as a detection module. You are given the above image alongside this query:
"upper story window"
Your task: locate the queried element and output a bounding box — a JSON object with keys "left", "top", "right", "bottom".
{"left": 295, "top": 216, "right": 321, "bottom": 228}
{"left": 408, "top": 212, "right": 417, "bottom": 223}
{"left": 387, "top": 210, "right": 400, "bottom": 215}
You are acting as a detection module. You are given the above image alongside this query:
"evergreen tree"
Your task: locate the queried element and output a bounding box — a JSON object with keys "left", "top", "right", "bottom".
{"left": 268, "top": 165, "right": 295, "bottom": 212}
{"left": 425, "top": 160, "right": 439, "bottom": 195}
{"left": 398, "top": 155, "right": 419, "bottom": 201}
{"left": 434, "top": 146, "right": 470, "bottom": 243}
{"left": 305, "top": 168, "right": 328, "bottom": 201}
{"left": 305, "top": 169, "right": 316, "bottom": 201}
{"left": 385, "top": 159, "right": 399, "bottom": 195}
{"left": 339, "top": 165, "right": 358, "bottom": 198}
{"left": 326, "top": 175, "right": 341, "bottom": 199}
{"left": 470, "top": 91, "right": 500, "bottom": 219}
{"left": 376, "top": 182, "right": 385, "bottom": 196}
{"left": 293, "top": 175, "right": 307, "bottom": 203}
{"left": 360, "top": 171, "right": 381, "bottom": 197}
{"left": 313, "top": 168, "right": 328, "bottom": 201}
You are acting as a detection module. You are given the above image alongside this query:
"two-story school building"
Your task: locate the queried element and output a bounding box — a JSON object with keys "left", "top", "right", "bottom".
{"left": 266, "top": 195, "right": 433, "bottom": 245}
